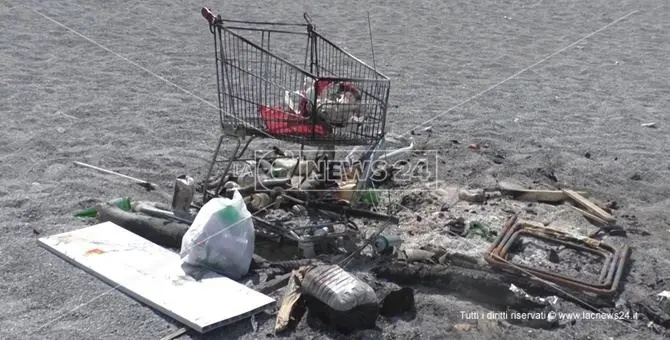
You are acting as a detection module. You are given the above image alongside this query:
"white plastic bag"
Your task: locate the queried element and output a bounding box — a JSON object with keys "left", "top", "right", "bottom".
{"left": 180, "top": 190, "right": 255, "bottom": 280}
{"left": 284, "top": 77, "right": 316, "bottom": 116}
{"left": 316, "top": 82, "right": 364, "bottom": 126}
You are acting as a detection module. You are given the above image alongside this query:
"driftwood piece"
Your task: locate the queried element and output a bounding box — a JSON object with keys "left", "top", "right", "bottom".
{"left": 97, "top": 203, "right": 189, "bottom": 249}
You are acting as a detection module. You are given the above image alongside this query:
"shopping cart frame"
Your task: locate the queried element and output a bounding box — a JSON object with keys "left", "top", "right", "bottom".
{"left": 200, "top": 8, "right": 391, "bottom": 203}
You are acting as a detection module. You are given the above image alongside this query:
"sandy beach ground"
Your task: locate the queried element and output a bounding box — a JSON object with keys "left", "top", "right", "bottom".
{"left": 1, "top": 0, "right": 668, "bottom": 339}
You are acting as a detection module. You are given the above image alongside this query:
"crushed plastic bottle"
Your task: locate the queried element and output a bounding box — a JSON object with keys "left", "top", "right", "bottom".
{"left": 301, "top": 265, "right": 378, "bottom": 312}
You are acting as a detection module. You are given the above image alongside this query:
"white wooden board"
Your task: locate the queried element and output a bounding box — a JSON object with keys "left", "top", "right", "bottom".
{"left": 38, "top": 221, "right": 275, "bottom": 333}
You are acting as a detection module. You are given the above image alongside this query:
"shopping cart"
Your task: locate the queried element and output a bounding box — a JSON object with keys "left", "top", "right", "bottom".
{"left": 200, "top": 8, "right": 391, "bottom": 202}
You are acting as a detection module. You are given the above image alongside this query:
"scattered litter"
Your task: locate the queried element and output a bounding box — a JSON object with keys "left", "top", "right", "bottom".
{"left": 73, "top": 161, "right": 157, "bottom": 191}
{"left": 34, "top": 7, "right": 646, "bottom": 338}
{"left": 641, "top": 122, "right": 657, "bottom": 128}
{"left": 400, "top": 248, "right": 439, "bottom": 263}
{"left": 171, "top": 175, "right": 195, "bottom": 213}
{"left": 373, "top": 234, "right": 402, "bottom": 255}
{"left": 509, "top": 284, "right": 559, "bottom": 308}
{"left": 468, "top": 221, "right": 496, "bottom": 242}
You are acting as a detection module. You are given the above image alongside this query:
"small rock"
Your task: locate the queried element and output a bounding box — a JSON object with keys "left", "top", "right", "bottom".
{"left": 548, "top": 249, "right": 560, "bottom": 263}
{"left": 440, "top": 203, "right": 449, "bottom": 211}
{"left": 416, "top": 215, "right": 422, "bottom": 222}
{"left": 453, "top": 323, "right": 472, "bottom": 332}
{"left": 641, "top": 122, "right": 657, "bottom": 128}
{"left": 630, "top": 173, "right": 642, "bottom": 181}
{"left": 446, "top": 217, "right": 466, "bottom": 235}
{"left": 606, "top": 201, "right": 618, "bottom": 210}
{"left": 467, "top": 143, "right": 481, "bottom": 150}
{"left": 584, "top": 152, "right": 591, "bottom": 159}
{"left": 56, "top": 127, "right": 66, "bottom": 133}
{"left": 458, "top": 188, "right": 485, "bottom": 202}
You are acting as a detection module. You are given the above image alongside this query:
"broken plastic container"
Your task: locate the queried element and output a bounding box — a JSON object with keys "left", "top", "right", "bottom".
{"left": 301, "top": 265, "right": 378, "bottom": 312}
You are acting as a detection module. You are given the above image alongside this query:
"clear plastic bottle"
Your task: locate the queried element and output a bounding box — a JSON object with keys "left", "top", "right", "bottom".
{"left": 301, "top": 265, "right": 378, "bottom": 311}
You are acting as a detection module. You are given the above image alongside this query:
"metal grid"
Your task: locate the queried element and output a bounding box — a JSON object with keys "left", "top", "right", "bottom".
{"left": 207, "top": 12, "right": 390, "bottom": 146}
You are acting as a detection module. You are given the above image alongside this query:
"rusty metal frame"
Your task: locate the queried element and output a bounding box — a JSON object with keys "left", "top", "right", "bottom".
{"left": 485, "top": 215, "right": 630, "bottom": 297}
{"left": 498, "top": 230, "right": 617, "bottom": 288}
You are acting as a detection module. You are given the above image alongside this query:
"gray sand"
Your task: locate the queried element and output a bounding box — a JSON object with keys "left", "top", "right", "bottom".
{"left": 1, "top": 0, "right": 668, "bottom": 339}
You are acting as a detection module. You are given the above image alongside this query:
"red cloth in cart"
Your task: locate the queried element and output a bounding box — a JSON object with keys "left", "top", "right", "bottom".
{"left": 259, "top": 106, "right": 328, "bottom": 136}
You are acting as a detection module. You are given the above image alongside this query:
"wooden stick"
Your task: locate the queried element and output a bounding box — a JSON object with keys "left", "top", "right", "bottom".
{"left": 159, "top": 327, "right": 187, "bottom": 340}
{"left": 562, "top": 189, "right": 616, "bottom": 224}
{"left": 568, "top": 205, "right": 609, "bottom": 226}
{"left": 73, "top": 161, "right": 157, "bottom": 191}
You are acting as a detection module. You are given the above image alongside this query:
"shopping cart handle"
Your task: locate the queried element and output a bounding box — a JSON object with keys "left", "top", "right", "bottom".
{"left": 201, "top": 7, "right": 216, "bottom": 24}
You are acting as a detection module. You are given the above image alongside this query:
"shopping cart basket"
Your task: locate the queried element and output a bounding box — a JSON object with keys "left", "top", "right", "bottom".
{"left": 200, "top": 8, "right": 391, "bottom": 202}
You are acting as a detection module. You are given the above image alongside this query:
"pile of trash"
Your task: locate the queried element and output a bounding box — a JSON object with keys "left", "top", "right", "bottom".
{"left": 48, "top": 147, "right": 670, "bottom": 338}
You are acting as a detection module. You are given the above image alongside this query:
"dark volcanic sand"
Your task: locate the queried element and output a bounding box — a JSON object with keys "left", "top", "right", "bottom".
{"left": 1, "top": 0, "right": 668, "bottom": 339}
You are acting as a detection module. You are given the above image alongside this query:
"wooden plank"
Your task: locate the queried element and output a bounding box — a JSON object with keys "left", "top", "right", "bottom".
{"left": 497, "top": 181, "right": 588, "bottom": 203}
{"left": 562, "top": 189, "right": 616, "bottom": 224}
{"left": 568, "top": 205, "right": 608, "bottom": 226}
{"left": 38, "top": 222, "right": 275, "bottom": 334}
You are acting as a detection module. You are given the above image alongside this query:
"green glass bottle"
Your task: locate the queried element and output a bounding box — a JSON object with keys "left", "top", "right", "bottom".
{"left": 74, "top": 197, "right": 132, "bottom": 218}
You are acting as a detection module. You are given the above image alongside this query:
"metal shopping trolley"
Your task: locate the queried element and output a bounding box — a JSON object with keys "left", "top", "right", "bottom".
{"left": 200, "top": 8, "right": 391, "bottom": 203}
